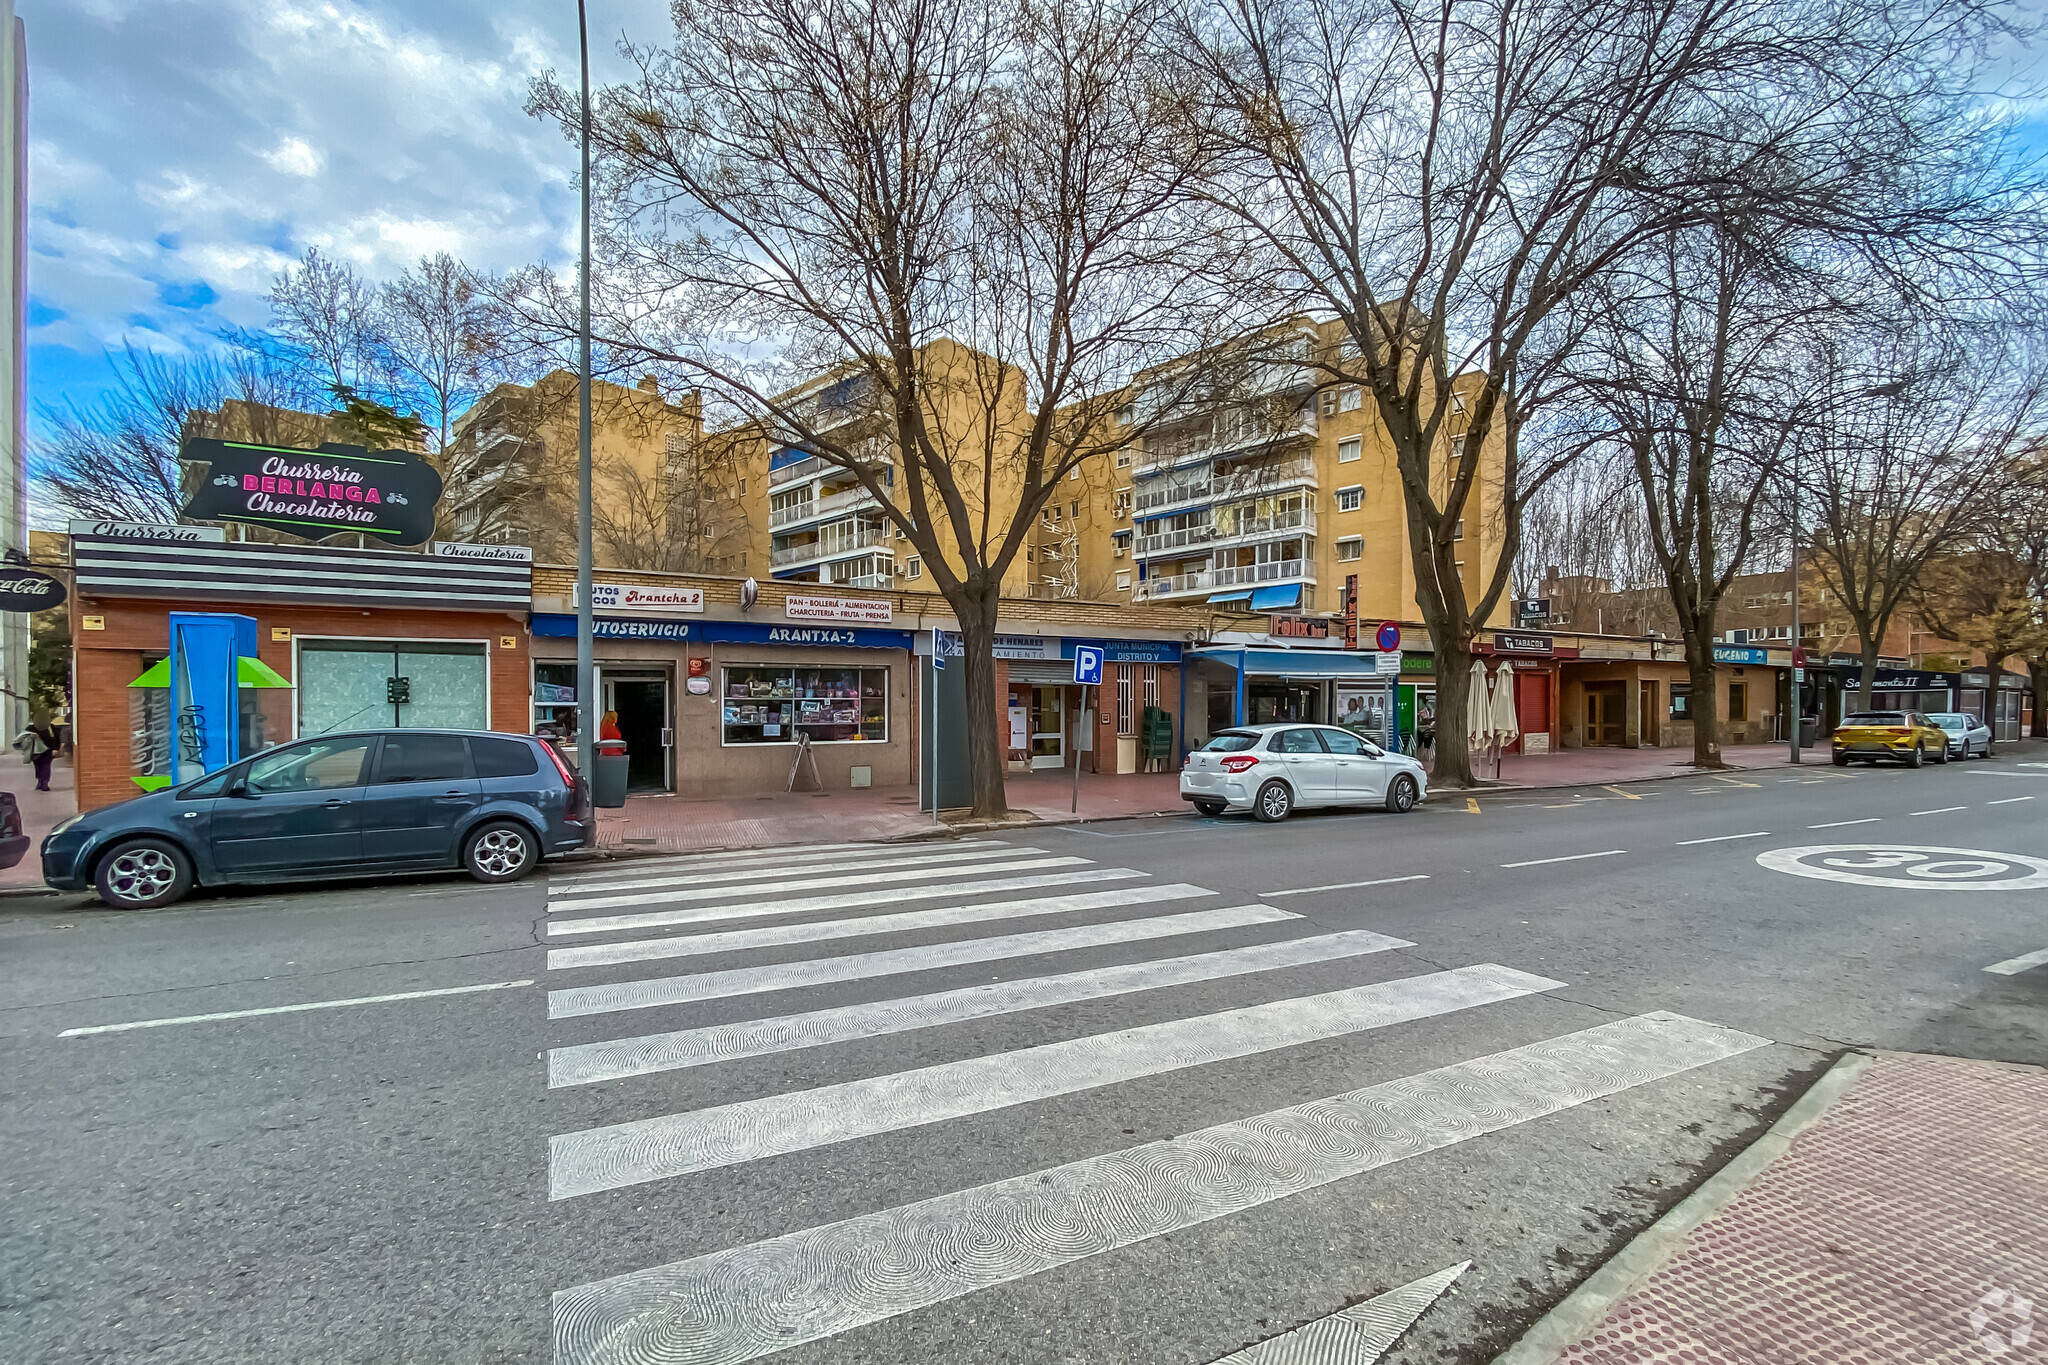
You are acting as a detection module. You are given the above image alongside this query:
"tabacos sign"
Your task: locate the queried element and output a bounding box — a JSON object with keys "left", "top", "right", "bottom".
{"left": 178, "top": 439, "right": 443, "bottom": 546}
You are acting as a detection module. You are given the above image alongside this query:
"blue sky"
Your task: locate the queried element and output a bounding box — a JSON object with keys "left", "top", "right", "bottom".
{"left": 21, "top": 0, "right": 670, "bottom": 430}
{"left": 19, "top": 0, "right": 2048, "bottom": 446}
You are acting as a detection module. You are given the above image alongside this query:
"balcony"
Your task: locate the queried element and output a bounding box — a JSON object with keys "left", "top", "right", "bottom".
{"left": 768, "top": 453, "right": 830, "bottom": 487}
{"left": 1133, "top": 569, "right": 1213, "bottom": 601}
{"left": 770, "top": 523, "right": 890, "bottom": 570}
{"left": 768, "top": 484, "right": 880, "bottom": 530}
{"left": 1133, "top": 457, "right": 1318, "bottom": 518}
{"left": 1134, "top": 522, "right": 1219, "bottom": 556}
{"left": 1134, "top": 505, "right": 1317, "bottom": 559}
{"left": 1211, "top": 558, "right": 1312, "bottom": 588}
{"left": 1135, "top": 412, "right": 1317, "bottom": 476}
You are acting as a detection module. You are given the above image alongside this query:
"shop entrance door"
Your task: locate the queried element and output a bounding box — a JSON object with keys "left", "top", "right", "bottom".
{"left": 1030, "top": 686, "right": 1065, "bottom": 769}
{"left": 603, "top": 671, "right": 673, "bottom": 792}
{"left": 1585, "top": 683, "right": 1626, "bottom": 746}
{"left": 1639, "top": 681, "right": 1660, "bottom": 746}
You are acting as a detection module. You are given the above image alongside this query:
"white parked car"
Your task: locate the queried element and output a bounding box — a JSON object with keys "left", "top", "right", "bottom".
{"left": 1181, "top": 723, "right": 1428, "bottom": 821}
{"left": 1926, "top": 711, "right": 1993, "bottom": 759}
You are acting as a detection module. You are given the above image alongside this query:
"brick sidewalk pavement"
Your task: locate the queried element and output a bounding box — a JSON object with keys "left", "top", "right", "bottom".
{"left": 0, "top": 759, "right": 76, "bottom": 892}
{"left": 1498, "top": 1050, "right": 2048, "bottom": 1364}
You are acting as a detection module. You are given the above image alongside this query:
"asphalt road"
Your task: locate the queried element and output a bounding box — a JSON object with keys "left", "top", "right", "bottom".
{"left": 3, "top": 743, "right": 2045, "bottom": 1365}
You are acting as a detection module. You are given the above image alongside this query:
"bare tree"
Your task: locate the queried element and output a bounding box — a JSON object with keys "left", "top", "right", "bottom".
{"left": 1800, "top": 328, "right": 2042, "bottom": 701}
{"left": 266, "top": 246, "right": 388, "bottom": 403}
{"left": 1182, "top": 0, "right": 2035, "bottom": 785}
{"left": 519, "top": 0, "right": 1241, "bottom": 816}
{"left": 35, "top": 343, "right": 296, "bottom": 523}
{"left": 380, "top": 254, "right": 508, "bottom": 453}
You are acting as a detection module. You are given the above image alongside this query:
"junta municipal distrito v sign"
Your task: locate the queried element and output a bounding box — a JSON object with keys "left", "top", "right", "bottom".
{"left": 178, "top": 438, "right": 444, "bottom": 546}
{"left": 0, "top": 569, "right": 65, "bottom": 613}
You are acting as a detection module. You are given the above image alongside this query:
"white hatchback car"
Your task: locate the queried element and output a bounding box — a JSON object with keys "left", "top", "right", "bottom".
{"left": 1181, "top": 723, "right": 1429, "bottom": 821}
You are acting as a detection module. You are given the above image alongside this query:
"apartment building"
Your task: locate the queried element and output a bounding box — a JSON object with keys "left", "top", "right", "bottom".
{"left": 1107, "top": 317, "right": 1503, "bottom": 624}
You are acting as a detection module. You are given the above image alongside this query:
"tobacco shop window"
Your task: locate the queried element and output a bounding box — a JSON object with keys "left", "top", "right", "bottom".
{"left": 722, "top": 666, "right": 888, "bottom": 744}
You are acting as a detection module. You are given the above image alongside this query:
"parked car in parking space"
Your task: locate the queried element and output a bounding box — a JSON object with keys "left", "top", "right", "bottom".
{"left": 0, "top": 790, "right": 27, "bottom": 869}
{"left": 1182, "top": 723, "right": 1428, "bottom": 821}
{"left": 42, "top": 729, "right": 592, "bottom": 910}
{"left": 1830, "top": 710, "right": 1950, "bottom": 767}
{"left": 1926, "top": 711, "right": 1992, "bottom": 760}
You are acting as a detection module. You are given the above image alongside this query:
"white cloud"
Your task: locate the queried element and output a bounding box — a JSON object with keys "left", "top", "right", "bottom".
{"left": 261, "top": 136, "right": 324, "bottom": 178}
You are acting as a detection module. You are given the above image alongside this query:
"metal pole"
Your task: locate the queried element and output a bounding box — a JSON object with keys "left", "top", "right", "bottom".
{"left": 1787, "top": 447, "right": 1800, "bottom": 765}
{"left": 575, "top": 0, "right": 596, "bottom": 789}
{"left": 1071, "top": 683, "right": 1085, "bottom": 814}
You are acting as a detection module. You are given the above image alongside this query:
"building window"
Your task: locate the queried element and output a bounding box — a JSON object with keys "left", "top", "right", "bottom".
{"left": 1069, "top": 500, "right": 1079, "bottom": 519}
{"left": 1451, "top": 436, "right": 1466, "bottom": 458}
{"left": 1114, "top": 488, "right": 1132, "bottom": 518}
{"left": 1670, "top": 685, "right": 1691, "bottom": 719}
{"left": 300, "top": 639, "right": 487, "bottom": 736}
{"left": 1338, "top": 437, "right": 1362, "bottom": 464}
{"left": 1728, "top": 682, "right": 1747, "bottom": 720}
{"left": 1336, "top": 536, "right": 1363, "bottom": 562}
{"left": 1340, "top": 386, "right": 1362, "bottom": 412}
{"left": 1116, "top": 669, "right": 1135, "bottom": 737}
{"left": 1116, "top": 571, "right": 1132, "bottom": 591}
{"left": 1070, "top": 466, "right": 1081, "bottom": 481}
{"left": 1451, "top": 391, "right": 1468, "bottom": 414}
{"left": 1336, "top": 486, "right": 1363, "bottom": 512}
{"left": 722, "top": 666, "right": 887, "bottom": 745}
{"left": 1142, "top": 663, "right": 1159, "bottom": 711}
{"left": 1454, "top": 519, "right": 1465, "bottom": 541}
{"left": 907, "top": 557, "right": 922, "bottom": 579}
{"left": 1116, "top": 448, "right": 1133, "bottom": 468}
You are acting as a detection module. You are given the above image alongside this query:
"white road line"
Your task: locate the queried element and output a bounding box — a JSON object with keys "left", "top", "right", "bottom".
{"left": 1264, "top": 874, "right": 1430, "bottom": 897}
{"left": 545, "top": 882, "right": 1209, "bottom": 971}
{"left": 550, "top": 842, "right": 1015, "bottom": 899}
{"left": 1499, "top": 849, "right": 1625, "bottom": 868}
{"left": 1909, "top": 806, "right": 1967, "bottom": 816}
{"left": 1808, "top": 818, "right": 1880, "bottom": 829}
{"left": 1987, "top": 796, "right": 2036, "bottom": 805}
{"left": 545, "top": 868, "right": 1142, "bottom": 940}
{"left": 551, "top": 842, "right": 882, "bottom": 881}
{"left": 1675, "top": 831, "right": 1771, "bottom": 845}
{"left": 546, "top": 905, "right": 1307, "bottom": 1019}
{"left": 1209, "top": 1261, "right": 1470, "bottom": 1365}
{"left": 1960, "top": 770, "right": 2048, "bottom": 778}
{"left": 549, "top": 928, "right": 1413, "bottom": 1085}
{"left": 58, "top": 980, "right": 533, "bottom": 1038}
{"left": 548, "top": 855, "right": 1094, "bottom": 919}
{"left": 547, "top": 963, "right": 1564, "bottom": 1198}
{"left": 549, "top": 1012, "right": 1768, "bottom": 1363}
{"left": 1984, "top": 948, "right": 2048, "bottom": 976}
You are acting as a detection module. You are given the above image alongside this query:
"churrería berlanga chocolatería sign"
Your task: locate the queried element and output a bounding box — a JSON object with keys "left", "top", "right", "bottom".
{"left": 178, "top": 439, "right": 445, "bottom": 546}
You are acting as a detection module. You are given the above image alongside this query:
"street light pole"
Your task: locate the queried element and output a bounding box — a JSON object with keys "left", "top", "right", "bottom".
{"left": 1787, "top": 447, "right": 1801, "bottom": 765}
{"left": 575, "top": 0, "right": 596, "bottom": 791}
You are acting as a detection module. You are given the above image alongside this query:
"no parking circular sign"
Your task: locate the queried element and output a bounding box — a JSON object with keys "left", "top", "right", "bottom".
{"left": 1375, "top": 621, "right": 1401, "bottom": 651}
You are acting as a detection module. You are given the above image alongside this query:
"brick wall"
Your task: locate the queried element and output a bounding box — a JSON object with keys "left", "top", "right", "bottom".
{"left": 73, "top": 595, "right": 531, "bottom": 814}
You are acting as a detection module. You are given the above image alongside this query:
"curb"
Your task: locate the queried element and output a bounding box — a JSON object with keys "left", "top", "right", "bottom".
{"left": 1490, "top": 1050, "right": 1880, "bottom": 1364}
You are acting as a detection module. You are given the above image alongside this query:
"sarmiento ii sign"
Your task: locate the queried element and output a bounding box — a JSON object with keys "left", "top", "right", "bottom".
{"left": 179, "top": 439, "right": 444, "bottom": 545}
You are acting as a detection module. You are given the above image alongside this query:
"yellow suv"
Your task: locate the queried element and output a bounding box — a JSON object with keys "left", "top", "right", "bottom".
{"left": 1832, "top": 710, "right": 1949, "bottom": 768}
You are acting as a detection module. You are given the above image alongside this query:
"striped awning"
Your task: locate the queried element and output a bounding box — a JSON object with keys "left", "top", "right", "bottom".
{"left": 71, "top": 536, "right": 532, "bottom": 612}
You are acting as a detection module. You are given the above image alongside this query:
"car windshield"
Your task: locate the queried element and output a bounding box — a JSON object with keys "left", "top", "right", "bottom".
{"left": 1841, "top": 712, "right": 1906, "bottom": 726}
{"left": 1928, "top": 715, "right": 1967, "bottom": 731}
{"left": 1201, "top": 732, "right": 1261, "bottom": 752}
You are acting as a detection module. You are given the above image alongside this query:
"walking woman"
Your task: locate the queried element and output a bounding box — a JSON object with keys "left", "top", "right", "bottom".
{"left": 14, "top": 713, "right": 58, "bottom": 792}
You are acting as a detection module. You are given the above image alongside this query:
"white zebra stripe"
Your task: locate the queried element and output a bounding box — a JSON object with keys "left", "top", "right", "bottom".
{"left": 548, "top": 904, "right": 1308, "bottom": 1020}
{"left": 547, "top": 926, "right": 1409, "bottom": 1085}
{"left": 550, "top": 842, "right": 883, "bottom": 882}
{"left": 548, "top": 844, "right": 1028, "bottom": 902}
{"left": 1208, "top": 1261, "right": 1470, "bottom": 1364}
{"left": 544, "top": 868, "right": 1142, "bottom": 939}
{"left": 551, "top": 1012, "right": 1768, "bottom": 1364}
{"left": 548, "top": 963, "right": 1563, "bottom": 1198}
{"left": 547, "top": 855, "right": 1092, "bottom": 918}
{"left": 544, "top": 882, "right": 1215, "bottom": 971}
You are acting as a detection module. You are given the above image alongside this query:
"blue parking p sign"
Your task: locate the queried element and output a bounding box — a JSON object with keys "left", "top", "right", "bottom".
{"left": 1072, "top": 645, "right": 1104, "bottom": 686}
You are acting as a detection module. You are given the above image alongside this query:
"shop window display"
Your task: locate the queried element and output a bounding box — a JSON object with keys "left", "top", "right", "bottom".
{"left": 723, "top": 666, "right": 887, "bottom": 744}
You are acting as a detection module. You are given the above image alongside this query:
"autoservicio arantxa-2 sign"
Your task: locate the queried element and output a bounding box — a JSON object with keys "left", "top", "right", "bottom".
{"left": 178, "top": 439, "right": 444, "bottom": 545}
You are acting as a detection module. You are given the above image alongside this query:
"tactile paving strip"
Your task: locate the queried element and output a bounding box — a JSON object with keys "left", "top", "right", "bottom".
{"left": 1555, "top": 1053, "right": 2047, "bottom": 1363}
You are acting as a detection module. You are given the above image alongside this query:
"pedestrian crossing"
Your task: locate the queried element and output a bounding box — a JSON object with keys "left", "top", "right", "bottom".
{"left": 537, "top": 835, "right": 1769, "bottom": 1365}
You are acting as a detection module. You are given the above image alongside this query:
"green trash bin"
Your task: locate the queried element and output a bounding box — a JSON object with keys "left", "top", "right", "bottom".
{"left": 594, "top": 741, "right": 630, "bottom": 808}
{"left": 1139, "top": 706, "right": 1174, "bottom": 771}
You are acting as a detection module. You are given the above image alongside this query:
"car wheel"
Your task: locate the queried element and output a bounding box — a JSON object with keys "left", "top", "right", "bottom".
{"left": 1936, "top": 744, "right": 1951, "bottom": 764}
{"left": 463, "top": 820, "right": 538, "bottom": 883}
{"left": 1193, "top": 800, "right": 1227, "bottom": 817}
{"left": 94, "top": 837, "right": 194, "bottom": 910}
{"left": 1906, "top": 743, "right": 1923, "bottom": 769}
{"left": 1385, "top": 774, "right": 1419, "bottom": 814}
{"left": 1832, "top": 751, "right": 1849, "bottom": 767}
{"left": 1253, "top": 781, "right": 1294, "bottom": 823}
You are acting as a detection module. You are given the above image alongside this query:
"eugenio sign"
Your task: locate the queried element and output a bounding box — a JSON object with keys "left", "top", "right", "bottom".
{"left": 179, "top": 438, "right": 444, "bottom": 546}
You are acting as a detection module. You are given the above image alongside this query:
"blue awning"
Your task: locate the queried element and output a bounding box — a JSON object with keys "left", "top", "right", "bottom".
{"left": 1195, "top": 648, "right": 1393, "bottom": 679}
{"left": 1248, "top": 584, "right": 1303, "bottom": 611}
{"left": 1207, "top": 589, "right": 1253, "bottom": 604}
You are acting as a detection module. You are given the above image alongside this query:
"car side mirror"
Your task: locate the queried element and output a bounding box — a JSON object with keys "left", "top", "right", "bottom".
{"left": 227, "top": 780, "right": 253, "bottom": 798}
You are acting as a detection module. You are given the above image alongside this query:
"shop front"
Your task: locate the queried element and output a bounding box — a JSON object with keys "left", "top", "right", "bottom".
{"left": 983, "top": 635, "right": 1182, "bottom": 776}
{"left": 529, "top": 609, "right": 913, "bottom": 798}
{"left": 1559, "top": 644, "right": 1787, "bottom": 749}
{"left": 1477, "top": 632, "right": 1574, "bottom": 754}
{"left": 1835, "top": 664, "right": 2030, "bottom": 742}
{"left": 69, "top": 532, "right": 533, "bottom": 812}
{"left": 1186, "top": 647, "right": 1403, "bottom": 750}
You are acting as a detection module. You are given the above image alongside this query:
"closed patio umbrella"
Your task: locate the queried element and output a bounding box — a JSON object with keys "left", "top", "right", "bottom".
{"left": 1490, "top": 661, "right": 1521, "bottom": 753}
{"left": 1466, "top": 659, "right": 1493, "bottom": 755}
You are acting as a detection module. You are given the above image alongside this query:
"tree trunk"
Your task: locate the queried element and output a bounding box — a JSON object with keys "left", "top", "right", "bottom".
{"left": 951, "top": 581, "right": 1009, "bottom": 820}
{"left": 1431, "top": 634, "right": 1477, "bottom": 786}
{"left": 1686, "top": 646, "right": 1723, "bottom": 769}
{"left": 1982, "top": 651, "right": 2009, "bottom": 754}
{"left": 1858, "top": 646, "right": 1880, "bottom": 706}
{"left": 2031, "top": 658, "right": 2048, "bottom": 738}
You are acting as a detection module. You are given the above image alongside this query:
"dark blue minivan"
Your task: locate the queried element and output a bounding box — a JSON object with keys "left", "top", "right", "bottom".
{"left": 43, "top": 729, "right": 591, "bottom": 909}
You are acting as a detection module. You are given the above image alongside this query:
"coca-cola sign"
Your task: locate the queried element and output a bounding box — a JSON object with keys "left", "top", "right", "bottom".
{"left": 178, "top": 439, "right": 444, "bottom": 546}
{"left": 0, "top": 569, "right": 66, "bottom": 613}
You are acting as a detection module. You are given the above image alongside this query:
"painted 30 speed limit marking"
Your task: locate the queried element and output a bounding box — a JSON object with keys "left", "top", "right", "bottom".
{"left": 1757, "top": 845, "right": 2048, "bottom": 891}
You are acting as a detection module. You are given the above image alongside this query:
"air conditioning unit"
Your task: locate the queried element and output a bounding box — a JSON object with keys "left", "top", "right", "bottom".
{"left": 1728, "top": 629, "right": 1750, "bottom": 644}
